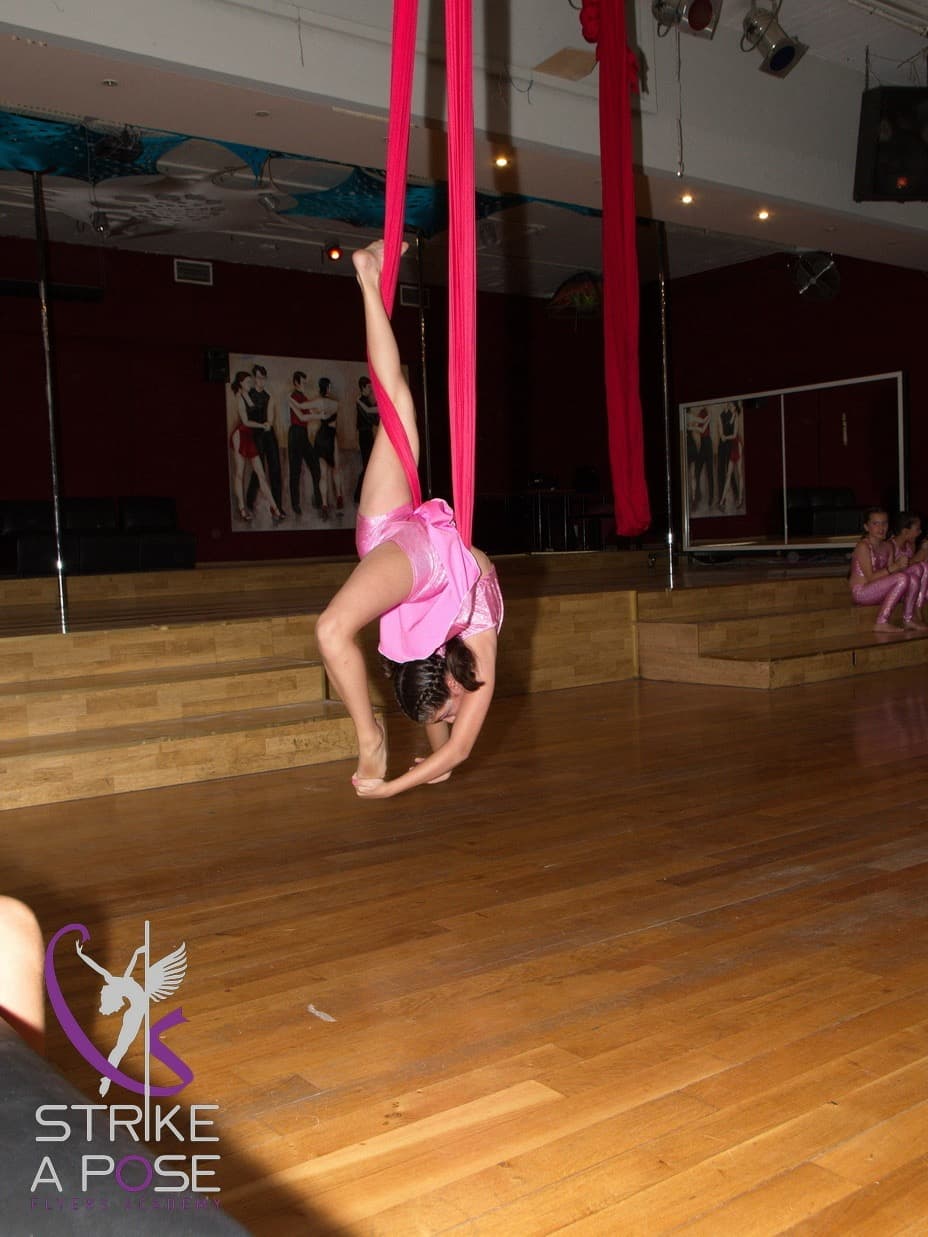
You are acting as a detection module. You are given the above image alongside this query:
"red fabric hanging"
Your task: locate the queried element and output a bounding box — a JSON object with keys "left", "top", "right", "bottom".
{"left": 370, "top": 0, "right": 422, "bottom": 509}
{"left": 581, "top": 0, "right": 651, "bottom": 536}
{"left": 373, "top": 0, "right": 477, "bottom": 547}
{"left": 445, "top": 0, "right": 476, "bottom": 547}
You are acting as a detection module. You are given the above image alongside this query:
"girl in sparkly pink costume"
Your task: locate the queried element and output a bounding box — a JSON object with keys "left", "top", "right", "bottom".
{"left": 891, "top": 512, "right": 928, "bottom": 625}
{"left": 849, "top": 508, "right": 922, "bottom": 632}
{"left": 315, "top": 241, "right": 502, "bottom": 798}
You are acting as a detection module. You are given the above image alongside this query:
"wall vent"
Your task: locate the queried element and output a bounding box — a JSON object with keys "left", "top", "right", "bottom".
{"left": 399, "top": 283, "right": 429, "bottom": 309}
{"left": 173, "top": 258, "right": 213, "bottom": 286}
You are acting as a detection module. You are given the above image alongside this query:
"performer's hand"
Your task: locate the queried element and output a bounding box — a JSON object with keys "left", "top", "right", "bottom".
{"left": 411, "top": 757, "right": 451, "bottom": 784}
{"left": 354, "top": 777, "right": 391, "bottom": 799}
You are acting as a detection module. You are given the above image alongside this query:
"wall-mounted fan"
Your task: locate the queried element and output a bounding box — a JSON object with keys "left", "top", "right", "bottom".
{"left": 792, "top": 250, "right": 840, "bottom": 300}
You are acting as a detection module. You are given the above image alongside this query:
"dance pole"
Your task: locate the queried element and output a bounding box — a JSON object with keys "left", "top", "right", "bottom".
{"left": 657, "top": 221, "right": 675, "bottom": 591}
{"left": 415, "top": 232, "right": 433, "bottom": 498}
{"left": 31, "top": 172, "right": 69, "bottom": 632}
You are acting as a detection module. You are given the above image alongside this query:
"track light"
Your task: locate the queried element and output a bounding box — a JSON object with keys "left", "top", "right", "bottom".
{"left": 324, "top": 242, "right": 343, "bottom": 261}
{"left": 91, "top": 210, "right": 110, "bottom": 237}
{"left": 652, "top": 0, "right": 722, "bottom": 39}
{"left": 741, "top": 5, "right": 806, "bottom": 77}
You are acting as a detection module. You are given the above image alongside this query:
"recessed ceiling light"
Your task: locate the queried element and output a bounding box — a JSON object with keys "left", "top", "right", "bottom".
{"left": 255, "top": 110, "right": 271, "bottom": 118}
{"left": 681, "top": 193, "right": 694, "bottom": 205}
{"left": 494, "top": 154, "right": 511, "bottom": 169}
{"left": 101, "top": 79, "right": 119, "bottom": 88}
{"left": 757, "top": 209, "right": 770, "bottom": 221}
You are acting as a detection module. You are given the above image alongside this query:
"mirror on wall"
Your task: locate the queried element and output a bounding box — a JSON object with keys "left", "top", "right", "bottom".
{"left": 680, "top": 371, "right": 905, "bottom": 552}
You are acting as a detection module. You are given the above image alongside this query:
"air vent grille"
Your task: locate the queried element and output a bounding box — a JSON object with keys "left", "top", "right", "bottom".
{"left": 173, "top": 258, "right": 213, "bottom": 286}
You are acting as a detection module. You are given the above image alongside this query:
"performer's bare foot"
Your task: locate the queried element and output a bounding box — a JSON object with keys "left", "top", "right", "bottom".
{"left": 353, "top": 719, "right": 387, "bottom": 784}
{"left": 873, "top": 620, "right": 905, "bottom": 634}
{"left": 352, "top": 238, "right": 409, "bottom": 287}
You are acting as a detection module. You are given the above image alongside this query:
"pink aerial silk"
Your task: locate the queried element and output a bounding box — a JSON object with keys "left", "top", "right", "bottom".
{"left": 580, "top": 0, "right": 651, "bottom": 536}
{"left": 369, "top": 0, "right": 422, "bottom": 510}
{"left": 445, "top": 0, "right": 476, "bottom": 548}
{"left": 371, "top": 0, "right": 477, "bottom": 547}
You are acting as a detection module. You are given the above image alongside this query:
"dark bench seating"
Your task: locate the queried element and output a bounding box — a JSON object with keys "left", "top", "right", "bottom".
{"left": 784, "top": 486, "right": 864, "bottom": 538}
{"left": 0, "top": 497, "right": 195, "bottom": 577}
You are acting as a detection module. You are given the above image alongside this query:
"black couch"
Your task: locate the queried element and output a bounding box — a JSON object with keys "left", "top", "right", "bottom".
{"left": 784, "top": 486, "right": 864, "bottom": 538}
{"left": 0, "top": 497, "right": 196, "bottom": 577}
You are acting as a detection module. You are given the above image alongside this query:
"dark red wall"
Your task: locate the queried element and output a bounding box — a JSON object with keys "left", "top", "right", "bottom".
{"left": 665, "top": 252, "right": 927, "bottom": 534}
{"left": 0, "top": 237, "right": 609, "bottom": 562}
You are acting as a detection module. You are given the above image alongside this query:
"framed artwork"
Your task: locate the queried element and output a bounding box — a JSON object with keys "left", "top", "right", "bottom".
{"left": 225, "top": 352, "right": 387, "bottom": 533}
{"left": 679, "top": 372, "right": 905, "bottom": 552}
{"left": 684, "top": 400, "right": 746, "bottom": 520}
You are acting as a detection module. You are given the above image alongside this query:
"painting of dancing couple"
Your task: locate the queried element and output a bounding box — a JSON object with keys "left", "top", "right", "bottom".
{"left": 685, "top": 399, "right": 746, "bottom": 519}
{"left": 225, "top": 352, "right": 388, "bottom": 532}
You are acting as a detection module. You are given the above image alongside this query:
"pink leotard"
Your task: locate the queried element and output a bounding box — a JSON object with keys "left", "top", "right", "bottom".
{"left": 891, "top": 537, "right": 928, "bottom": 612}
{"left": 850, "top": 539, "right": 918, "bottom": 623}
{"left": 356, "top": 498, "right": 503, "bottom": 662}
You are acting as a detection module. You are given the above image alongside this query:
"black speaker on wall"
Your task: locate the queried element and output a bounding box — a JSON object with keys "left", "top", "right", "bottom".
{"left": 854, "top": 86, "right": 928, "bottom": 202}
{"left": 204, "top": 347, "right": 230, "bottom": 383}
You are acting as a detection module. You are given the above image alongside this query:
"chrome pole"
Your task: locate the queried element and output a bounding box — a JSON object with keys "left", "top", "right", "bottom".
{"left": 656, "top": 221, "right": 675, "bottom": 590}
{"left": 31, "top": 171, "right": 69, "bottom": 633}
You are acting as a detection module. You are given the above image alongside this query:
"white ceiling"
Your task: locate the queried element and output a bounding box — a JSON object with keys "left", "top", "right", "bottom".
{"left": 0, "top": 0, "right": 925, "bottom": 296}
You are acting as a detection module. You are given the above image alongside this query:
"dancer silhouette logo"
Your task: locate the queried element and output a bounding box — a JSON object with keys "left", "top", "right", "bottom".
{"left": 32, "top": 922, "right": 221, "bottom": 1201}
{"left": 44, "top": 921, "right": 193, "bottom": 1097}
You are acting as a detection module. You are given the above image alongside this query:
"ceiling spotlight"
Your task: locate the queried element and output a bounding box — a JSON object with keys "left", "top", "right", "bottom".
{"left": 741, "top": 6, "right": 807, "bottom": 77}
{"left": 681, "top": 192, "right": 694, "bottom": 204}
{"left": 757, "top": 209, "right": 770, "bottom": 220}
{"left": 494, "top": 154, "right": 511, "bottom": 168}
{"left": 325, "top": 242, "right": 343, "bottom": 261}
{"left": 652, "top": 0, "right": 722, "bottom": 39}
{"left": 91, "top": 210, "right": 110, "bottom": 237}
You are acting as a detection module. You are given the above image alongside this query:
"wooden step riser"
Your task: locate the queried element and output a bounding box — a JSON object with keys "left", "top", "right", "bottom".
{"left": 0, "top": 615, "right": 315, "bottom": 685}
{"left": 697, "top": 605, "right": 879, "bottom": 652}
{"left": 642, "top": 634, "right": 928, "bottom": 691}
{"left": 0, "top": 663, "right": 325, "bottom": 740}
{"left": 0, "top": 551, "right": 661, "bottom": 611}
{"left": 638, "top": 649, "right": 771, "bottom": 689}
{"left": 637, "top": 577, "right": 849, "bottom": 621}
{"left": 0, "top": 562, "right": 356, "bottom": 609}
{"left": 333, "top": 591, "right": 641, "bottom": 712}
{"left": 0, "top": 714, "right": 357, "bottom": 811}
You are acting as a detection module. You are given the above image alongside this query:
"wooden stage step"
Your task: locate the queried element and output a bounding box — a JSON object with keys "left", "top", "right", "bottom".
{"left": 0, "top": 614, "right": 356, "bottom": 810}
{"left": 638, "top": 578, "right": 928, "bottom": 688}
{"left": 2, "top": 554, "right": 917, "bottom": 807}
{"left": 0, "top": 657, "right": 325, "bottom": 739}
{"left": 0, "top": 700, "right": 356, "bottom": 811}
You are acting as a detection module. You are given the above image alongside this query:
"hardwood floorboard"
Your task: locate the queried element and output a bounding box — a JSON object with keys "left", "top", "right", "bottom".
{"left": 5, "top": 664, "right": 928, "bottom": 1233}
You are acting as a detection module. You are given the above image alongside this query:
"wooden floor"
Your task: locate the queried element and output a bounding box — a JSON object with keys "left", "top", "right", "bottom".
{"left": 6, "top": 662, "right": 928, "bottom": 1233}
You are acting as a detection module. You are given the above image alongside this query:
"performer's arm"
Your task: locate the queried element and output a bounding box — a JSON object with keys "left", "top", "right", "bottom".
{"left": 356, "top": 632, "right": 496, "bottom": 798}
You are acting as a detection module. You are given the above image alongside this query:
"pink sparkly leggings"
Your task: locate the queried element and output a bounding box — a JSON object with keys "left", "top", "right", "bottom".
{"left": 908, "top": 561, "right": 928, "bottom": 612}
{"left": 852, "top": 569, "right": 919, "bottom": 623}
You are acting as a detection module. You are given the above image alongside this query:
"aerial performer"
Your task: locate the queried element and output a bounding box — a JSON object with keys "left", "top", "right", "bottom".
{"left": 315, "top": 242, "right": 502, "bottom": 798}
{"left": 315, "top": 0, "right": 501, "bottom": 798}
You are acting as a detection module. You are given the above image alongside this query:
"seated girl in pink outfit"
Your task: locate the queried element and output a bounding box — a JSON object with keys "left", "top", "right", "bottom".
{"left": 849, "top": 507, "right": 923, "bottom": 633}
{"left": 891, "top": 511, "right": 928, "bottom": 625}
{"left": 315, "top": 241, "right": 502, "bottom": 798}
